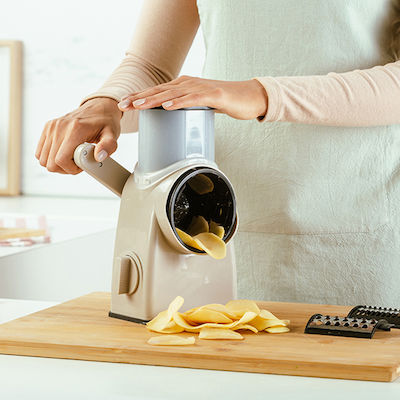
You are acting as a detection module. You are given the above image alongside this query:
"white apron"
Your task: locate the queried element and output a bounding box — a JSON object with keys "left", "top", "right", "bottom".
{"left": 197, "top": 0, "right": 400, "bottom": 305}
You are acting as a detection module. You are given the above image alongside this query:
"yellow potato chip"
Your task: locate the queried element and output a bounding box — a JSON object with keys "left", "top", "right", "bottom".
{"left": 249, "top": 309, "right": 283, "bottom": 331}
{"left": 249, "top": 315, "right": 270, "bottom": 331}
{"left": 173, "top": 312, "right": 202, "bottom": 332}
{"left": 148, "top": 335, "right": 196, "bottom": 346}
{"left": 199, "top": 328, "right": 243, "bottom": 340}
{"left": 176, "top": 228, "right": 203, "bottom": 250}
{"left": 173, "top": 311, "right": 257, "bottom": 332}
{"left": 209, "top": 220, "right": 225, "bottom": 239}
{"left": 167, "top": 296, "right": 184, "bottom": 317}
{"left": 232, "top": 311, "right": 258, "bottom": 326}
{"left": 186, "top": 309, "right": 233, "bottom": 324}
{"left": 161, "top": 322, "right": 185, "bottom": 334}
{"left": 188, "top": 174, "right": 214, "bottom": 195}
{"left": 147, "top": 310, "right": 172, "bottom": 333}
{"left": 266, "top": 326, "right": 290, "bottom": 334}
{"left": 196, "top": 303, "right": 237, "bottom": 319}
{"left": 194, "top": 232, "right": 226, "bottom": 260}
{"left": 183, "top": 306, "right": 200, "bottom": 315}
{"left": 259, "top": 309, "right": 279, "bottom": 320}
{"left": 187, "top": 216, "right": 209, "bottom": 236}
{"left": 262, "top": 319, "right": 287, "bottom": 329}
{"left": 146, "top": 296, "right": 184, "bottom": 333}
{"left": 232, "top": 324, "right": 258, "bottom": 333}
{"left": 225, "top": 299, "right": 261, "bottom": 317}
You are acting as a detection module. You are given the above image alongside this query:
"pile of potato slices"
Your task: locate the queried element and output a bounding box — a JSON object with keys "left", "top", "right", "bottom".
{"left": 147, "top": 296, "right": 290, "bottom": 346}
{"left": 176, "top": 216, "right": 226, "bottom": 260}
{"left": 175, "top": 173, "right": 227, "bottom": 260}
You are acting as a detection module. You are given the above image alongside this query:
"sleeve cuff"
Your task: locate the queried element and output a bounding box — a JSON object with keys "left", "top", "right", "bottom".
{"left": 252, "top": 77, "right": 282, "bottom": 122}
{"left": 79, "top": 89, "right": 129, "bottom": 108}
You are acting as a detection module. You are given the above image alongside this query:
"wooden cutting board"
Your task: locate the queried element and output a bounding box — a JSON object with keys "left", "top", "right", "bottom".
{"left": 0, "top": 292, "right": 399, "bottom": 382}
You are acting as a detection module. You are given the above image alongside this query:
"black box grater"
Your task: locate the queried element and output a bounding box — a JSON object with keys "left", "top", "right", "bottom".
{"left": 304, "top": 314, "right": 393, "bottom": 339}
{"left": 347, "top": 306, "right": 400, "bottom": 328}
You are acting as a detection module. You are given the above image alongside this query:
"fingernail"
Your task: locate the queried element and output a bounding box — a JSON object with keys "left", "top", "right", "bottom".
{"left": 133, "top": 98, "right": 146, "bottom": 107}
{"left": 96, "top": 150, "right": 108, "bottom": 162}
{"left": 118, "top": 99, "right": 132, "bottom": 109}
{"left": 162, "top": 100, "right": 173, "bottom": 108}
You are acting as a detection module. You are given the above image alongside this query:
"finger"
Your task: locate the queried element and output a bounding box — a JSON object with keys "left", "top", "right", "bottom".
{"left": 39, "top": 135, "right": 53, "bottom": 168}
{"left": 131, "top": 88, "right": 196, "bottom": 110}
{"left": 94, "top": 127, "right": 118, "bottom": 162}
{"left": 55, "top": 126, "right": 87, "bottom": 174}
{"left": 162, "top": 90, "right": 221, "bottom": 111}
{"left": 118, "top": 77, "right": 195, "bottom": 111}
{"left": 120, "top": 82, "right": 173, "bottom": 101}
{"left": 118, "top": 84, "right": 175, "bottom": 111}
{"left": 35, "top": 127, "right": 48, "bottom": 160}
{"left": 119, "top": 75, "right": 193, "bottom": 101}
{"left": 47, "top": 134, "right": 69, "bottom": 174}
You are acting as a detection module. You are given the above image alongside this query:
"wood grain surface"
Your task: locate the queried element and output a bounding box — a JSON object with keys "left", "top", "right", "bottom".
{"left": 0, "top": 292, "right": 399, "bottom": 382}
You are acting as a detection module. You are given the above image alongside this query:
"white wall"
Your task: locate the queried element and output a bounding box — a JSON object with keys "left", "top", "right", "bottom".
{"left": 0, "top": 0, "right": 205, "bottom": 197}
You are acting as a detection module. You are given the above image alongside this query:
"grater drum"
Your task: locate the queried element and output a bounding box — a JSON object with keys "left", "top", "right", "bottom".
{"left": 74, "top": 107, "right": 238, "bottom": 322}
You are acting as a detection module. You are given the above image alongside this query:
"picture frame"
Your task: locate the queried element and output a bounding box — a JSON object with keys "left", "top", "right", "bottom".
{"left": 0, "top": 40, "right": 22, "bottom": 196}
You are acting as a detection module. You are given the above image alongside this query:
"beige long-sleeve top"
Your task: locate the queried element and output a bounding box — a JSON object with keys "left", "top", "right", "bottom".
{"left": 83, "top": 0, "right": 400, "bottom": 132}
{"left": 82, "top": 0, "right": 400, "bottom": 306}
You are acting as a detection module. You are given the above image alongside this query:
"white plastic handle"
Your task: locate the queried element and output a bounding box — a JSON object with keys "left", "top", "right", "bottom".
{"left": 73, "top": 143, "right": 131, "bottom": 197}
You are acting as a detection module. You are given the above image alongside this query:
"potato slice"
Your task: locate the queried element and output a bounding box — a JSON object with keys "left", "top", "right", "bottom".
{"left": 225, "top": 299, "right": 261, "bottom": 317}
{"left": 209, "top": 220, "right": 225, "bottom": 239}
{"left": 199, "top": 328, "right": 243, "bottom": 340}
{"left": 249, "top": 315, "right": 270, "bottom": 331}
{"left": 173, "top": 311, "right": 257, "bottom": 332}
{"left": 147, "top": 311, "right": 171, "bottom": 333}
{"left": 161, "top": 321, "right": 185, "bottom": 334}
{"left": 173, "top": 312, "right": 202, "bottom": 332}
{"left": 249, "top": 310, "right": 281, "bottom": 331}
{"left": 167, "top": 296, "right": 184, "bottom": 317}
{"left": 147, "top": 296, "right": 184, "bottom": 333}
{"left": 259, "top": 309, "right": 279, "bottom": 320}
{"left": 266, "top": 326, "right": 290, "bottom": 334}
{"left": 183, "top": 306, "right": 200, "bottom": 315}
{"left": 231, "top": 311, "right": 258, "bottom": 326}
{"left": 232, "top": 324, "right": 258, "bottom": 333}
{"left": 249, "top": 316, "right": 283, "bottom": 331}
{"left": 176, "top": 228, "right": 203, "bottom": 250}
{"left": 262, "top": 319, "right": 288, "bottom": 329}
{"left": 188, "top": 174, "right": 214, "bottom": 195}
{"left": 148, "top": 335, "right": 196, "bottom": 346}
{"left": 186, "top": 309, "right": 233, "bottom": 324}
{"left": 194, "top": 232, "right": 226, "bottom": 260}
{"left": 187, "top": 216, "right": 209, "bottom": 236}
{"left": 196, "top": 303, "right": 237, "bottom": 320}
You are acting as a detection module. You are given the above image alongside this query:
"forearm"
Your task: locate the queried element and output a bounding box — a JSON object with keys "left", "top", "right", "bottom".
{"left": 81, "top": 54, "right": 172, "bottom": 132}
{"left": 255, "top": 60, "right": 400, "bottom": 127}
{"left": 82, "top": 0, "right": 199, "bottom": 133}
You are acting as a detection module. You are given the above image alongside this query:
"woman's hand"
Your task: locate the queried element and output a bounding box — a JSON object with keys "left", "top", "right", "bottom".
{"left": 36, "top": 98, "right": 122, "bottom": 174}
{"left": 118, "top": 76, "right": 268, "bottom": 120}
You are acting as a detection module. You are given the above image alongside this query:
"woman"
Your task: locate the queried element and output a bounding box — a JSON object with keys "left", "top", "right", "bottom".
{"left": 36, "top": 0, "right": 400, "bottom": 305}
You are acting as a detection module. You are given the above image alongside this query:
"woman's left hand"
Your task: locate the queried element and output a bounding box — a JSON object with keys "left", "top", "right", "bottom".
{"left": 118, "top": 76, "right": 268, "bottom": 120}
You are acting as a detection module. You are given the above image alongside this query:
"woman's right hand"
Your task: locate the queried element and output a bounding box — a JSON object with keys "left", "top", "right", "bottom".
{"left": 35, "top": 97, "right": 122, "bottom": 174}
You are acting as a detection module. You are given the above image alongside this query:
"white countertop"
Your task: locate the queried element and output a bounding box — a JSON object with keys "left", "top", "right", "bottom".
{"left": 0, "top": 298, "right": 399, "bottom": 400}
{"left": 0, "top": 195, "right": 119, "bottom": 258}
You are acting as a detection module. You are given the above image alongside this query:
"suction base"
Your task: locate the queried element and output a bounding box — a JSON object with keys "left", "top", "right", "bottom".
{"left": 108, "top": 311, "right": 149, "bottom": 325}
